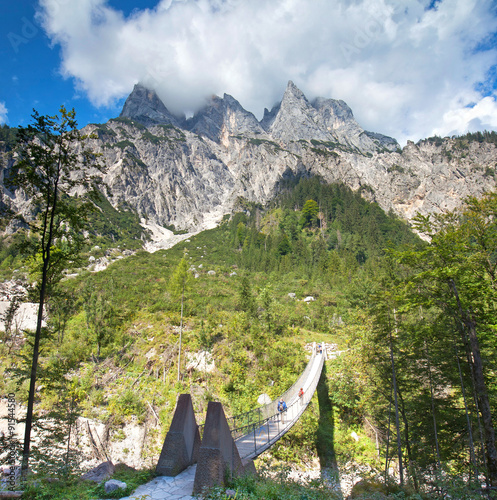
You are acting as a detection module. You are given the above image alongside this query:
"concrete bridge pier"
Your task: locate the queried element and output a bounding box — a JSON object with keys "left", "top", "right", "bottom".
{"left": 193, "top": 402, "right": 255, "bottom": 495}
{"left": 156, "top": 394, "right": 201, "bottom": 477}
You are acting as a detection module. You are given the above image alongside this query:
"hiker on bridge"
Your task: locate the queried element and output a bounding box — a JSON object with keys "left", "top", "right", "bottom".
{"left": 298, "top": 387, "right": 304, "bottom": 406}
{"left": 278, "top": 398, "right": 287, "bottom": 423}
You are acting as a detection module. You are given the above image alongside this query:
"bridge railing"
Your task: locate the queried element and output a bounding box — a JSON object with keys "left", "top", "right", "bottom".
{"left": 231, "top": 348, "right": 325, "bottom": 458}
{"left": 228, "top": 343, "right": 326, "bottom": 429}
{"left": 230, "top": 396, "right": 303, "bottom": 439}
{"left": 230, "top": 343, "right": 326, "bottom": 458}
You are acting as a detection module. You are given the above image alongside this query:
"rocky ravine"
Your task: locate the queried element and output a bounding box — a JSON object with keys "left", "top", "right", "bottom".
{"left": 3, "top": 81, "right": 497, "bottom": 234}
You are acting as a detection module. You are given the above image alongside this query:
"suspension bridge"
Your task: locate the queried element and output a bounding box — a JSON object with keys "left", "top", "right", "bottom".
{"left": 130, "top": 343, "right": 327, "bottom": 499}
{"left": 232, "top": 342, "right": 326, "bottom": 460}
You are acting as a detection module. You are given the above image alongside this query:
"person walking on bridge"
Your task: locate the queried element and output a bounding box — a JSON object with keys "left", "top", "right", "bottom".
{"left": 298, "top": 387, "right": 304, "bottom": 406}
{"left": 278, "top": 398, "right": 287, "bottom": 423}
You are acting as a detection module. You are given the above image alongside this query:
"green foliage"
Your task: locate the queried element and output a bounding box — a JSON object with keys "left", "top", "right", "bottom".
{"left": 85, "top": 192, "right": 148, "bottom": 250}
{"left": 108, "top": 388, "right": 145, "bottom": 420}
{"left": 108, "top": 116, "right": 146, "bottom": 130}
{"left": 114, "top": 139, "right": 135, "bottom": 150}
{"left": 237, "top": 274, "right": 256, "bottom": 316}
{"left": 203, "top": 466, "right": 339, "bottom": 499}
{"left": 300, "top": 199, "right": 319, "bottom": 228}
{"left": 0, "top": 123, "right": 18, "bottom": 150}
{"left": 141, "top": 130, "right": 166, "bottom": 144}
{"left": 387, "top": 164, "right": 405, "bottom": 174}
{"left": 169, "top": 256, "right": 191, "bottom": 299}
{"left": 83, "top": 276, "right": 119, "bottom": 357}
{"left": 248, "top": 138, "right": 282, "bottom": 150}
{"left": 90, "top": 124, "right": 117, "bottom": 139}
{"left": 455, "top": 129, "right": 497, "bottom": 145}
{"left": 21, "top": 466, "right": 155, "bottom": 499}
{"left": 225, "top": 177, "right": 420, "bottom": 297}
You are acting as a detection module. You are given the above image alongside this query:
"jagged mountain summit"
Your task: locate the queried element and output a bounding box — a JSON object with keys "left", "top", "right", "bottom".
{"left": 120, "top": 81, "right": 399, "bottom": 154}
{"left": 262, "top": 81, "right": 398, "bottom": 153}
{"left": 120, "top": 83, "right": 184, "bottom": 127}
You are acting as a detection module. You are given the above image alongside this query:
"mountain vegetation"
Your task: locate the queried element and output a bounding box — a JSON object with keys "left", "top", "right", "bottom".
{"left": 2, "top": 168, "right": 497, "bottom": 498}
{"left": 2, "top": 100, "right": 497, "bottom": 499}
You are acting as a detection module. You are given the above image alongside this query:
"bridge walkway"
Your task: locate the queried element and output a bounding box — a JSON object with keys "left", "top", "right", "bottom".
{"left": 232, "top": 342, "right": 326, "bottom": 459}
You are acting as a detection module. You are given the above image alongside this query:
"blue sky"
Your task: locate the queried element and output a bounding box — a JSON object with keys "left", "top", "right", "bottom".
{"left": 1, "top": 1, "right": 158, "bottom": 127}
{"left": 1, "top": 0, "right": 497, "bottom": 145}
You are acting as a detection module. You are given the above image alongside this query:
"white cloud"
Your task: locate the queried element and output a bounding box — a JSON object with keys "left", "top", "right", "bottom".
{"left": 37, "top": 0, "right": 497, "bottom": 144}
{"left": 0, "top": 102, "right": 8, "bottom": 124}
{"left": 434, "top": 95, "right": 497, "bottom": 137}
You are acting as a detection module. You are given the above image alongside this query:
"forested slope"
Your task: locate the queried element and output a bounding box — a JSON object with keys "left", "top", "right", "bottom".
{"left": 1, "top": 176, "right": 497, "bottom": 499}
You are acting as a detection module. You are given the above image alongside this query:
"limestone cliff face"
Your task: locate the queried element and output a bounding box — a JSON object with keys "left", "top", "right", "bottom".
{"left": 185, "top": 94, "right": 266, "bottom": 145}
{"left": 120, "top": 84, "right": 184, "bottom": 127}
{"left": 2, "top": 82, "right": 497, "bottom": 235}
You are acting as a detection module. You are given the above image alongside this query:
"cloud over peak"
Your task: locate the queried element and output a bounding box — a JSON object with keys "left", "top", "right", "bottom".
{"left": 38, "top": 0, "right": 497, "bottom": 144}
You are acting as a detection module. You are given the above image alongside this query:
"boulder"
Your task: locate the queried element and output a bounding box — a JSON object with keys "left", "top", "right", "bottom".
{"left": 104, "top": 479, "right": 127, "bottom": 494}
{"left": 80, "top": 461, "right": 115, "bottom": 483}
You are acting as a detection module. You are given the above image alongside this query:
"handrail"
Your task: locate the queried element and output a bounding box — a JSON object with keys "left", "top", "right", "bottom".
{"left": 226, "top": 342, "right": 322, "bottom": 432}
{"left": 194, "top": 343, "right": 326, "bottom": 460}
{"left": 233, "top": 342, "right": 326, "bottom": 459}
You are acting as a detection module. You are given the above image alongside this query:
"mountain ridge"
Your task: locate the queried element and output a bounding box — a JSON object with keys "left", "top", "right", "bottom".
{"left": 120, "top": 80, "right": 400, "bottom": 154}
{"left": 2, "top": 82, "right": 497, "bottom": 239}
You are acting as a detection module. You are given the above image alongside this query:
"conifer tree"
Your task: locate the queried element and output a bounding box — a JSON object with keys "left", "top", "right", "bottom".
{"left": 300, "top": 199, "right": 319, "bottom": 228}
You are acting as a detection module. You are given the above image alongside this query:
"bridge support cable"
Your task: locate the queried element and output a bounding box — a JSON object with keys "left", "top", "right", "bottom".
{"left": 234, "top": 342, "right": 326, "bottom": 459}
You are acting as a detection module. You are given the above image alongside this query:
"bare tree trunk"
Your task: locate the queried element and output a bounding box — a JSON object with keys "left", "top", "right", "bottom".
{"left": 389, "top": 325, "right": 404, "bottom": 485}
{"left": 425, "top": 343, "right": 441, "bottom": 470}
{"left": 177, "top": 279, "right": 185, "bottom": 382}
{"left": 397, "top": 389, "right": 419, "bottom": 492}
{"left": 21, "top": 174, "right": 59, "bottom": 476}
{"left": 466, "top": 314, "right": 497, "bottom": 486}
{"left": 385, "top": 384, "right": 393, "bottom": 484}
{"left": 454, "top": 342, "right": 478, "bottom": 478}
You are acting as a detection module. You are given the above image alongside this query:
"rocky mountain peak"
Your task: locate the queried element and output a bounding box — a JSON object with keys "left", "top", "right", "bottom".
{"left": 185, "top": 93, "right": 265, "bottom": 143}
{"left": 118, "top": 81, "right": 399, "bottom": 152}
{"left": 270, "top": 82, "right": 399, "bottom": 152}
{"left": 119, "top": 83, "right": 184, "bottom": 127}
{"left": 268, "top": 81, "right": 330, "bottom": 142}
{"left": 283, "top": 80, "right": 307, "bottom": 101}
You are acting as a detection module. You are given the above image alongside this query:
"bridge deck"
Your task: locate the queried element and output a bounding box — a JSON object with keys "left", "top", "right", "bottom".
{"left": 234, "top": 345, "right": 325, "bottom": 459}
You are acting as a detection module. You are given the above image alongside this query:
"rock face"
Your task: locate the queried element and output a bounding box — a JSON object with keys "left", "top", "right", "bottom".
{"left": 120, "top": 83, "right": 184, "bottom": 127}
{"left": 2, "top": 81, "right": 497, "bottom": 236}
{"left": 263, "top": 81, "right": 395, "bottom": 154}
{"left": 185, "top": 94, "right": 266, "bottom": 144}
